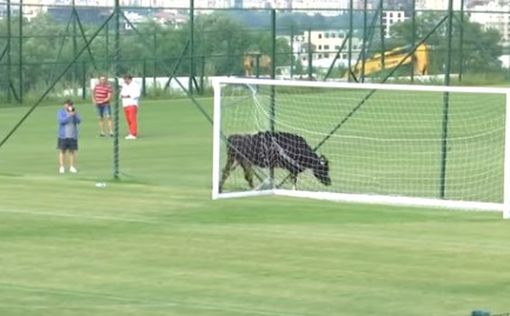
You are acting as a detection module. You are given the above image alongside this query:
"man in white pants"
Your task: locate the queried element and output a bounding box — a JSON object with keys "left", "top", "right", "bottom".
{"left": 120, "top": 74, "right": 141, "bottom": 140}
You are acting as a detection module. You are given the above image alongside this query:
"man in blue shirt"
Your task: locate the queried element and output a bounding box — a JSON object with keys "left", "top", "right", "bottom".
{"left": 57, "top": 99, "right": 81, "bottom": 174}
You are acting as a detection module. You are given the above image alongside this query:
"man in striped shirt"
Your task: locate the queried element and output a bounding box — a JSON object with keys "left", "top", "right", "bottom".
{"left": 91, "top": 75, "right": 113, "bottom": 137}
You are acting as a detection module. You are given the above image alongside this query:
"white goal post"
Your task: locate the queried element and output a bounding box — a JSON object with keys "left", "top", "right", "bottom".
{"left": 212, "top": 77, "right": 510, "bottom": 219}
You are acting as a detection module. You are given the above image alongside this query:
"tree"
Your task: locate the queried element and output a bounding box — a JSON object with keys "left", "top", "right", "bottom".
{"left": 390, "top": 12, "right": 503, "bottom": 74}
{"left": 122, "top": 21, "right": 188, "bottom": 76}
{"left": 189, "top": 13, "right": 291, "bottom": 76}
{"left": 190, "top": 13, "right": 253, "bottom": 75}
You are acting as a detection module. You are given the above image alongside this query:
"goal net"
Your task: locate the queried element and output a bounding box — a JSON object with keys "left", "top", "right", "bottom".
{"left": 212, "top": 77, "right": 510, "bottom": 218}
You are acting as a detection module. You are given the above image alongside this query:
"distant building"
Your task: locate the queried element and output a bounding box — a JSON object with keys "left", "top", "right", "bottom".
{"left": 0, "top": 0, "right": 45, "bottom": 20}
{"left": 0, "top": 3, "right": 6, "bottom": 18}
{"left": 415, "top": 0, "right": 463, "bottom": 10}
{"left": 47, "top": 6, "right": 112, "bottom": 24}
{"left": 291, "top": 0, "right": 349, "bottom": 10}
{"left": 380, "top": 0, "right": 413, "bottom": 11}
{"left": 293, "top": 29, "right": 362, "bottom": 68}
{"left": 242, "top": 0, "right": 272, "bottom": 9}
{"left": 382, "top": 10, "right": 407, "bottom": 38}
{"left": 153, "top": 10, "right": 187, "bottom": 26}
{"left": 469, "top": 0, "right": 510, "bottom": 46}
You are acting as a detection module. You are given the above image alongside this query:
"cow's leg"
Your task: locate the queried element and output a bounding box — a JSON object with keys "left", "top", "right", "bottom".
{"left": 240, "top": 161, "right": 254, "bottom": 189}
{"left": 219, "top": 155, "right": 235, "bottom": 193}
{"left": 291, "top": 172, "right": 298, "bottom": 190}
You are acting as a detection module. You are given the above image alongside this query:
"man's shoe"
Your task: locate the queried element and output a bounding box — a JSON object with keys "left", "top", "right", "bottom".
{"left": 69, "top": 166, "right": 78, "bottom": 173}
{"left": 125, "top": 135, "right": 137, "bottom": 140}
{"left": 59, "top": 166, "right": 65, "bottom": 174}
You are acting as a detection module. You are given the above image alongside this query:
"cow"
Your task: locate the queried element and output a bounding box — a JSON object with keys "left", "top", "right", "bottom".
{"left": 219, "top": 131, "right": 331, "bottom": 192}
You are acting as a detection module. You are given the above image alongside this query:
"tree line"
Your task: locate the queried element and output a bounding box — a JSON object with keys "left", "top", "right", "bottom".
{"left": 0, "top": 10, "right": 505, "bottom": 97}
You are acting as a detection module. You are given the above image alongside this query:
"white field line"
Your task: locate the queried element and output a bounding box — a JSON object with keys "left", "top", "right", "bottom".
{"left": 0, "top": 283, "right": 312, "bottom": 316}
{"left": 0, "top": 208, "right": 160, "bottom": 224}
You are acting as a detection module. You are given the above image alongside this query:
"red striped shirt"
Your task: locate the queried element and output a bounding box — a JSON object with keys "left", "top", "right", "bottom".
{"left": 94, "top": 83, "right": 112, "bottom": 104}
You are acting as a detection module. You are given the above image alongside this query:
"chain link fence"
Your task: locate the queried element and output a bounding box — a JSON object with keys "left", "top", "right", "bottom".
{"left": 0, "top": 1, "right": 509, "bottom": 103}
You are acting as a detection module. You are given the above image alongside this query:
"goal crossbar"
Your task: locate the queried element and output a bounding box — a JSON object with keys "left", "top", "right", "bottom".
{"left": 214, "top": 77, "right": 510, "bottom": 95}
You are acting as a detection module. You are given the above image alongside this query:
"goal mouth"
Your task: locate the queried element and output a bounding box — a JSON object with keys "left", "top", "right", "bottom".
{"left": 212, "top": 77, "right": 510, "bottom": 218}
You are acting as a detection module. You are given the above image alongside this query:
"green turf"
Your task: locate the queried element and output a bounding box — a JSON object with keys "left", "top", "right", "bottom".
{"left": 0, "top": 98, "right": 509, "bottom": 316}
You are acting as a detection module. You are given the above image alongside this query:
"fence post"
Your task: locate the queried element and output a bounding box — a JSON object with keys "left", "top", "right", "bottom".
{"left": 142, "top": 58, "right": 147, "bottom": 96}
{"left": 200, "top": 55, "right": 205, "bottom": 94}
{"left": 307, "top": 27, "right": 313, "bottom": 80}
{"left": 82, "top": 60, "right": 86, "bottom": 100}
{"left": 189, "top": 0, "right": 195, "bottom": 95}
{"left": 255, "top": 54, "right": 260, "bottom": 78}
{"left": 6, "top": 0, "right": 12, "bottom": 103}
{"left": 290, "top": 25, "right": 294, "bottom": 79}
{"left": 19, "top": 0, "right": 23, "bottom": 104}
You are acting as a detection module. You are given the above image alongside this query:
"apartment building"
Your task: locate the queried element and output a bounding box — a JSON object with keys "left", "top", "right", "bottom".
{"left": 293, "top": 29, "right": 362, "bottom": 68}
{"left": 291, "top": 0, "right": 350, "bottom": 10}
{"left": 382, "top": 10, "right": 407, "bottom": 38}
{"left": 469, "top": 0, "right": 510, "bottom": 45}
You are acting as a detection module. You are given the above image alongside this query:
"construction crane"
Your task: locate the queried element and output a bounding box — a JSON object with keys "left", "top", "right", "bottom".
{"left": 352, "top": 43, "right": 429, "bottom": 78}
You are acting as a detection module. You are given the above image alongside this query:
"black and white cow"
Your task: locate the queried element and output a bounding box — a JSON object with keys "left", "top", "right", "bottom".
{"left": 219, "top": 131, "right": 331, "bottom": 192}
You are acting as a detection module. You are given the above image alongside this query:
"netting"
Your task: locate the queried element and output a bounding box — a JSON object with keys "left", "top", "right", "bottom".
{"left": 213, "top": 78, "right": 507, "bottom": 209}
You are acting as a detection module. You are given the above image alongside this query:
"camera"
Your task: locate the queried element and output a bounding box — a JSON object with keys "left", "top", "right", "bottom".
{"left": 65, "top": 99, "right": 75, "bottom": 112}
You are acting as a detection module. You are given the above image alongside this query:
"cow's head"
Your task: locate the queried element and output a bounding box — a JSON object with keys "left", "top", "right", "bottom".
{"left": 313, "top": 155, "right": 331, "bottom": 186}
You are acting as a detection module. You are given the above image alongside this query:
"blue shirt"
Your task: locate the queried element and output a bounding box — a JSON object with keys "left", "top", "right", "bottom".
{"left": 57, "top": 108, "right": 81, "bottom": 139}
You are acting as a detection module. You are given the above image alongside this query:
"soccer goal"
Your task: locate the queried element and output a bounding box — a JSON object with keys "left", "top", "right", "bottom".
{"left": 211, "top": 77, "right": 510, "bottom": 219}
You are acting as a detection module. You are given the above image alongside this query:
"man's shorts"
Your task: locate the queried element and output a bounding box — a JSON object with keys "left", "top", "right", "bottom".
{"left": 57, "top": 138, "right": 78, "bottom": 151}
{"left": 96, "top": 104, "right": 111, "bottom": 118}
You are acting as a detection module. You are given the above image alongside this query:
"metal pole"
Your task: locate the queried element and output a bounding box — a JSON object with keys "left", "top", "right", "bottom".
{"left": 361, "top": 0, "right": 368, "bottom": 83}
{"left": 6, "top": 0, "right": 11, "bottom": 103}
{"left": 348, "top": 0, "right": 353, "bottom": 82}
{"left": 290, "top": 24, "right": 294, "bottom": 79}
{"left": 411, "top": 0, "right": 416, "bottom": 82}
{"left": 82, "top": 60, "right": 86, "bottom": 99}
{"left": 105, "top": 22, "right": 109, "bottom": 71}
{"left": 307, "top": 27, "right": 312, "bottom": 80}
{"left": 271, "top": 9, "right": 276, "bottom": 81}
{"left": 255, "top": 54, "right": 260, "bottom": 78}
{"left": 458, "top": 0, "right": 465, "bottom": 82}
{"left": 200, "top": 55, "right": 205, "bottom": 94}
{"left": 142, "top": 58, "right": 147, "bottom": 96}
{"left": 439, "top": 0, "right": 455, "bottom": 199}
{"left": 153, "top": 33, "right": 157, "bottom": 87}
{"left": 113, "top": 0, "right": 121, "bottom": 179}
{"left": 188, "top": 0, "right": 194, "bottom": 94}
{"left": 18, "top": 0, "right": 23, "bottom": 103}
{"left": 72, "top": 0, "right": 77, "bottom": 96}
{"left": 445, "top": 4, "right": 454, "bottom": 86}
{"left": 379, "top": 0, "right": 385, "bottom": 73}
{"left": 270, "top": 9, "right": 276, "bottom": 188}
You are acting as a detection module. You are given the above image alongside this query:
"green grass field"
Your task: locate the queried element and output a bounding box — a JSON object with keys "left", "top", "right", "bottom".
{"left": 0, "top": 97, "right": 509, "bottom": 316}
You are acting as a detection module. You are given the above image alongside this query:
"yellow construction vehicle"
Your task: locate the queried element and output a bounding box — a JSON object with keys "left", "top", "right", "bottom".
{"left": 243, "top": 53, "right": 271, "bottom": 77}
{"left": 352, "top": 43, "right": 428, "bottom": 78}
